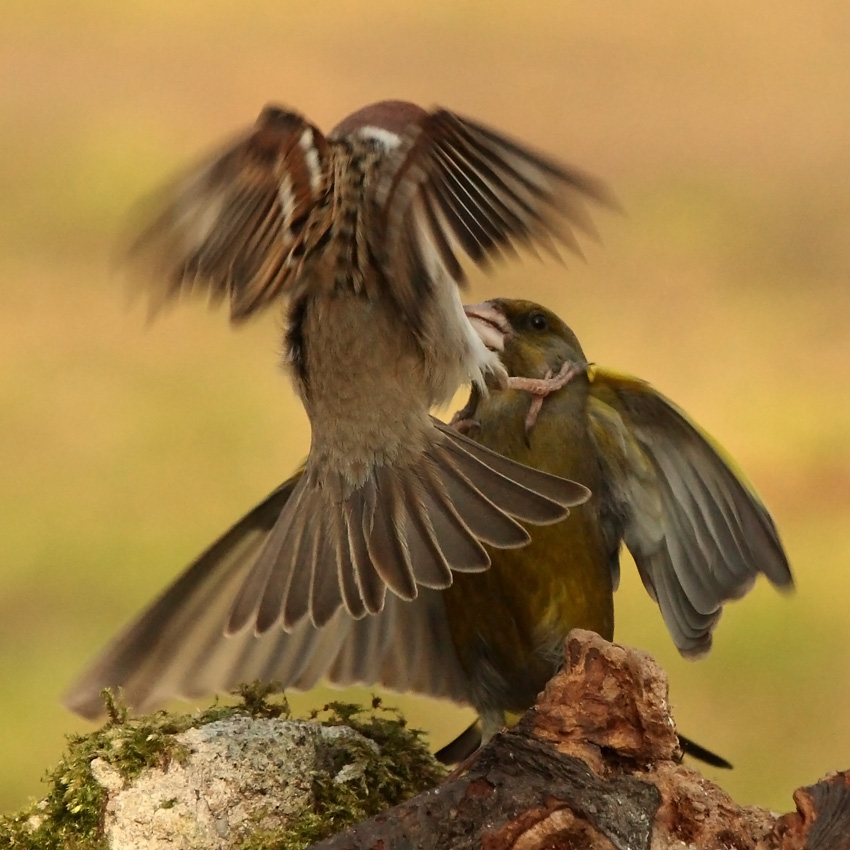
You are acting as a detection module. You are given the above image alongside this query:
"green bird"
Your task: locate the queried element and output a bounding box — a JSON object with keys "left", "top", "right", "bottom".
{"left": 436, "top": 299, "right": 793, "bottom": 761}
{"left": 65, "top": 299, "right": 792, "bottom": 767}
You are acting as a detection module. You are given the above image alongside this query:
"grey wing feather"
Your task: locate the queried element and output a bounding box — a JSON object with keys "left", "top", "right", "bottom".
{"left": 229, "top": 420, "right": 589, "bottom": 634}
{"left": 64, "top": 472, "right": 302, "bottom": 719}
{"left": 587, "top": 374, "right": 793, "bottom": 657}
{"left": 65, "top": 412, "right": 593, "bottom": 717}
{"left": 327, "top": 589, "right": 470, "bottom": 701}
{"left": 64, "top": 468, "right": 472, "bottom": 720}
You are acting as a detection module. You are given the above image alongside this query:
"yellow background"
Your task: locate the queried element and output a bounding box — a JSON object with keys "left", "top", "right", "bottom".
{"left": 2, "top": 0, "right": 849, "bottom": 814}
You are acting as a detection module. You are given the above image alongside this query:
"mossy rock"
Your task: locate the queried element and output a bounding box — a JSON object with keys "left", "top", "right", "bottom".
{"left": 0, "top": 686, "right": 445, "bottom": 850}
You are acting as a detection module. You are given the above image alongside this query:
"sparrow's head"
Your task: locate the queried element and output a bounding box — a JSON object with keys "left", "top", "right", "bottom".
{"left": 464, "top": 299, "right": 587, "bottom": 382}
{"left": 329, "top": 100, "right": 427, "bottom": 150}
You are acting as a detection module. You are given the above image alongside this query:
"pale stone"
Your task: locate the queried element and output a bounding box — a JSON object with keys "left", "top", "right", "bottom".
{"left": 93, "top": 716, "right": 375, "bottom": 850}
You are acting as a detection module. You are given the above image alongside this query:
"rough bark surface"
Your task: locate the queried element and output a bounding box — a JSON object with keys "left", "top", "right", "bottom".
{"left": 308, "top": 630, "right": 850, "bottom": 850}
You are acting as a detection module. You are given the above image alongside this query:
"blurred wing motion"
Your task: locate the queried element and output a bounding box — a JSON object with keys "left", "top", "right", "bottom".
{"left": 127, "top": 106, "right": 332, "bottom": 321}
{"left": 64, "top": 467, "right": 472, "bottom": 720}
{"left": 586, "top": 367, "right": 793, "bottom": 656}
{"left": 128, "top": 103, "right": 614, "bottom": 331}
{"left": 373, "top": 108, "right": 616, "bottom": 325}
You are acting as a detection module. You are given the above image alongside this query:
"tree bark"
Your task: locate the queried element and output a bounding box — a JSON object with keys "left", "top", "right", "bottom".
{"left": 309, "top": 630, "right": 850, "bottom": 850}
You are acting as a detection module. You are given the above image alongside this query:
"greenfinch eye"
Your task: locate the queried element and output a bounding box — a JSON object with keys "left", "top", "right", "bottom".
{"left": 530, "top": 312, "right": 548, "bottom": 331}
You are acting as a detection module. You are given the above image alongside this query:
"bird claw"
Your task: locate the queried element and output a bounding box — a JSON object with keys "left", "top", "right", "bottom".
{"left": 449, "top": 393, "right": 482, "bottom": 435}
{"left": 450, "top": 416, "right": 481, "bottom": 436}
{"left": 450, "top": 361, "right": 585, "bottom": 436}
{"left": 507, "top": 360, "right": 587, "bottom": 433}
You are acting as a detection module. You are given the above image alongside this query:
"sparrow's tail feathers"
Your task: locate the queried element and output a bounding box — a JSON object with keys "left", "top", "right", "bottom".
{"left": 228, "top": 422, "right": 590, "bottom": 634}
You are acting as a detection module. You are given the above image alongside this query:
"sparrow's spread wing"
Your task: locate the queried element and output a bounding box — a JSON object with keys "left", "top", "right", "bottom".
{"left": 64, "top": 467, "right": 473, "bottom": 719}
{"left": 127, "top": 106, "right": 332, "bottom": 321}
{"left": 226, "top": 420, "right": 588, "bottom": 636}
{"left": 375, "top": 108, "right": 614, "bottom": 326}
{"left": 586, "top": 367, "right": 793, "bottom": 657}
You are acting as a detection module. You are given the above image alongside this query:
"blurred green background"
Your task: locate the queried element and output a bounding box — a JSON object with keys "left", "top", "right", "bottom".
{"left": 2, "top": 0, "right": 849, "bottom": 815}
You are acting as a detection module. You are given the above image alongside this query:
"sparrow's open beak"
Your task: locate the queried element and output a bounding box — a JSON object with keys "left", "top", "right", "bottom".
{"left": 464, "top": 302, "right": 511, "bottom": 353}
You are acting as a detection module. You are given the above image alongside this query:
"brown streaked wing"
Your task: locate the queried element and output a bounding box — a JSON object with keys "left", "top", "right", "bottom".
{"left": 127, "top": 105, "right": 332, "bottom": 322}
{"left": 375, "top": 107, "right": 615, "bottom": 328}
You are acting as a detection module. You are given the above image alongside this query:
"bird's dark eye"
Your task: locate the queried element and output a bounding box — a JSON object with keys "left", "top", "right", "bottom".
{"left": 529, "top": 312, "right": 548, "bottom": 331}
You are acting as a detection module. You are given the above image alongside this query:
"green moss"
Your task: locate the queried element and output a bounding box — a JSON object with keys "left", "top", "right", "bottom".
{"left": 237, "top": 699, "right": 445, "bottom": 850}
{"left": 315, "top": 699, "right": 446, "bottom": 806}
{"left": 0, "top": 690, "right": 442, "bottom": 850}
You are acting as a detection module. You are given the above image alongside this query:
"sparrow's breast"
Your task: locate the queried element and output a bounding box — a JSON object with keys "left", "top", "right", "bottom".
{"left": 287, "top": 283, "right": 434, "bottom": 479}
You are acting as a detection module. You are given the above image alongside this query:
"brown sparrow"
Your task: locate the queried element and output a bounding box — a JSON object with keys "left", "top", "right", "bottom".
{"left": 116, "top": 101, "right": 612, "bottom": 640}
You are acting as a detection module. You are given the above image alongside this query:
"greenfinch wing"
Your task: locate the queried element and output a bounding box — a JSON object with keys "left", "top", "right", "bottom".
{"left": 586, "top": 367, "right": 792, "bottom": 657}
